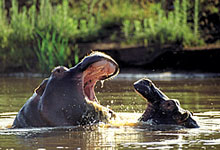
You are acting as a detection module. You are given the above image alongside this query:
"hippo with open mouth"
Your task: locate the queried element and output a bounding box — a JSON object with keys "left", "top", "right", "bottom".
{"left": 12, "top": 52, "right": 119, "bottom": 128}
{"left": 134, "top": 78, "right": 199, "bottom": 128}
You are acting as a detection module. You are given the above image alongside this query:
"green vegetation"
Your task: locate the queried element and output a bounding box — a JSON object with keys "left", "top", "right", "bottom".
{"left": 35, "top": 30, "right": 71, "bottom": 72}
{"left": 0, "top": 0, "right": 217, "bottom": 73}
{"left": 122, "top": 0, "right": 202, "bottom": 46}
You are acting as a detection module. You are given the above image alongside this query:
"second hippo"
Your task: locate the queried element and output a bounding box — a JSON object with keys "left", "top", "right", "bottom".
{"left": 134, "top": 78, "right": 199, "bottom": 128}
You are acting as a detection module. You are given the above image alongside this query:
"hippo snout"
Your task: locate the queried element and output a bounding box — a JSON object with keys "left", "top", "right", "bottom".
{"left": 134, "top": 79, "right": 152, "bottom": 98}
{"left": 134, "top": 78, "right": 169, "bottom": 104}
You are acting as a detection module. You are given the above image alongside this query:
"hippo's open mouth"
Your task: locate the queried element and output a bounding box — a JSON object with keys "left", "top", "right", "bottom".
{"left": 82, "top": 59, "right": 118, "bottom": 102}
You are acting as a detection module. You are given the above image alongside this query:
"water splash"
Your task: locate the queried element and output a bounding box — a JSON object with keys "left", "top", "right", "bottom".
{"left": 99, "top": 113, "right": 141, "bottom": 128}
{"left": 0, "top": 112, "right": 17, "bottom": 129}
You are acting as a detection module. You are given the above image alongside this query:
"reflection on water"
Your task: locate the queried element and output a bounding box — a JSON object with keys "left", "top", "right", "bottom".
{"left": 0, "top": 75, "right": 220, "bottom": 149}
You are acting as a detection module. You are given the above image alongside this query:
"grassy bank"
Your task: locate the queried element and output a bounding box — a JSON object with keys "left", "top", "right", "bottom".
{"left": 0, "top": 0, "right": 209, "bottom": 73}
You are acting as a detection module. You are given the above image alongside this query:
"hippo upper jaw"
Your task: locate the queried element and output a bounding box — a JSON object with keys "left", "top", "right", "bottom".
{"left": 134, "top": 78, "right": 169, "bottom": 105}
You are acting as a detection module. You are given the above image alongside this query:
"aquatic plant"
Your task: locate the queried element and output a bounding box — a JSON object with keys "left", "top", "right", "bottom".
{"left": 121, "top": 0, "right": 203, "bottom": 46}
{"left": 0, "top": 0, "right": 208, "bottom": 72}
{"left": 0, "top": 0, "right": 77, "bottom": 72}
{"left": 34, "top": 30, "right": 71, "bottom": 73}
{"left": 0, "top": 1, "right": 11, "bottom": 49}
{"left": 73, "top": 45, "right": 79, "bottom": 64}
{"left": 194, "top": 0, "right": 199, "bottom": 37}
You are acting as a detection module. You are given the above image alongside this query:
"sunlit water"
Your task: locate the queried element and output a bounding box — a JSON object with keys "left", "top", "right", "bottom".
{"left": 0, "top": 74, "right": 220, "bottom": 149}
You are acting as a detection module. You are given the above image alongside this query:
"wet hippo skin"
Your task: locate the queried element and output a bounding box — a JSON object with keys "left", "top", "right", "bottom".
{"left": 12, "top": 52, "right": 119, "bottom": 128}
{"left": 134, "top": 78, "right": 199, "bottom": 128}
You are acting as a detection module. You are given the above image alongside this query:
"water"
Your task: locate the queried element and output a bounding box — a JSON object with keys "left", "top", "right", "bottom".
{"left": 0, "top": 75, "right": 220, "bottom": 149}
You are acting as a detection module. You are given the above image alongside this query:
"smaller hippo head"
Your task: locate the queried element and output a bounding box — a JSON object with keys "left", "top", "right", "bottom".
{"left": 134, "top": 78, "right": 199, "bottom": 128}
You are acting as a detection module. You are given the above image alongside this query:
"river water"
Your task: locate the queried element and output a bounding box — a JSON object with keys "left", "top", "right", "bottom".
{"left": 0, "top": 74, "right": 220, "bottom": 149}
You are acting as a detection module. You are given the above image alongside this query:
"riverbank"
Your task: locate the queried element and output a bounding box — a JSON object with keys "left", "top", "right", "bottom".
{"left": 77, "top": 43, "right": 220, "bottom": 73}
{"left": 1, "top": 43, "right": 220, "bottom": 76}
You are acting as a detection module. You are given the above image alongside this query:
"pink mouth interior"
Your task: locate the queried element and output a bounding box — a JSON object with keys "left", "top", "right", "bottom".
{"left": 82, "top": 60, "right": 117, "bottom": 102}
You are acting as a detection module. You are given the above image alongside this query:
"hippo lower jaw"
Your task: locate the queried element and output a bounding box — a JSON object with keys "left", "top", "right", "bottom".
{"left": 81, "top": 58, "right": 118, "bottom": 102}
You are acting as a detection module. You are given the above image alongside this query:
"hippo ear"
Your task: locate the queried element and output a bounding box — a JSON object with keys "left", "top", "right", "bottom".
{"left": 34, "top": 78, "right": 49, "bottom": 96}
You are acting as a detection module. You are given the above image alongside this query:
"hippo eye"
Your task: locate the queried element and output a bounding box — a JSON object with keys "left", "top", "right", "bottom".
{"left": 57, "top": 69, "right": 61, "bottom": 73}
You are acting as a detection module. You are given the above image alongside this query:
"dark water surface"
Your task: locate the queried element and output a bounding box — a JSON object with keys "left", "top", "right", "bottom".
{"left": 0, "top": 75, "right": 220, "bottom": 149}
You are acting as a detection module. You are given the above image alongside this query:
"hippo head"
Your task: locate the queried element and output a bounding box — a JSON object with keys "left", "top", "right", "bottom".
{"left": 36, "top": 52, "right": 119, "bottom": 126}
{"left": 134, "top": 78, "right": 199, "bottom": 128}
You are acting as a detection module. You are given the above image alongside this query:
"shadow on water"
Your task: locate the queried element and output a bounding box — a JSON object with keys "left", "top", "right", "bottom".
{"left": 0, "top": 74, "right": 220, "bottom": 149}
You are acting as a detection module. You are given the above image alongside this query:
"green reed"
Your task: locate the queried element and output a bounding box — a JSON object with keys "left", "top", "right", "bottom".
{"left": 0, "top": 0, "right": 79, "bottom": 72}
{"left": 122, "top": 0, "right": 203, "bottom": 46}
{"left": 0, "top": 0, "right": 204, "bottom": 72}
{"left": 194, "top": 0, "right": 199, "bottom": 37}
{"left": 34, "top": 29, "right": 72, "bottom": 73}
{"left": 0, "top": 1, "right": 11, "bottom": 49}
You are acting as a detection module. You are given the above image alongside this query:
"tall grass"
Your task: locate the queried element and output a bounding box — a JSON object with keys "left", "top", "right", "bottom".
{"left": 0, "top": 1, "right": 10, "bottom": 71}
{"left": 0, "top": 0, "right": 90, "bottom": 72}
{"left": 10, "top": 0, "right": 34, "bottom": 42}
{"left": 0, "top": 0, "right": 204, "bottom": 72}
{"left": 35, "top": 30, "right": 71, "bottom": 72}
{"left": 0, "top": 1, "right": 11, "bottom": 49}
{"left": 122, "top": 0, "right": 203, "bottom": 46}
{"left": 194, "top": 0, "right": 199, "bottom": 37}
